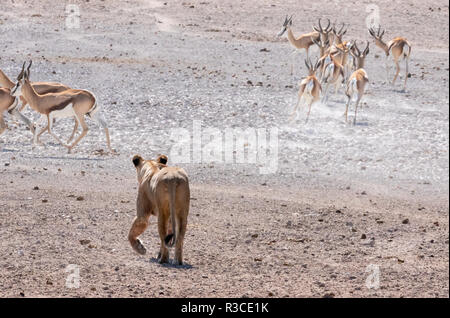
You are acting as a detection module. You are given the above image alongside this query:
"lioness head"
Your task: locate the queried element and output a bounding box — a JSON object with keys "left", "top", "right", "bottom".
{"left": 132, "top": 154, "right": 169, "bottom": 183}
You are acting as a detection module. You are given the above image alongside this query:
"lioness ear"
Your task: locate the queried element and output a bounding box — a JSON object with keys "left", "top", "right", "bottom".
{"left": 132, "top": 155, "right": 143, "bottom": 167}
{"left": 157, "top": 154, "right": 168, "bottom": 165}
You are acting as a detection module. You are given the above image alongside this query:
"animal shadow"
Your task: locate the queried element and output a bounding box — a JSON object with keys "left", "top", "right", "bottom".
{"left": 149, "top": 257, "right": 194, "bottom": 269}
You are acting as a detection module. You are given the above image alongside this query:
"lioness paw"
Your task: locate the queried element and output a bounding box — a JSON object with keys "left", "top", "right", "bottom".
{"left": 134, "top": 239, "right": 147, "bottom": 255}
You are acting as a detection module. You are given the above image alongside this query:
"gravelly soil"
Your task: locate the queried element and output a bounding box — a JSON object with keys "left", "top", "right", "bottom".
{"left": 0, "top": 0, "right": 448, "bottom": 298}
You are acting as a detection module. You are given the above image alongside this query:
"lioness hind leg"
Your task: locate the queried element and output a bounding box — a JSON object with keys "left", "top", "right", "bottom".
{"left": 158, "top": 213, "right": 170, "bottom": 264}
{"left": 174, "top": 214, "right": 188, "bottom": 265}
{"left": 128, "top": 217, "right": 149, "bottom": 255}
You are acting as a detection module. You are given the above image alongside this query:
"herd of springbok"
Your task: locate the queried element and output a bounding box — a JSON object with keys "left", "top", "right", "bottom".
{"left": 278, "top": 16, "right": 412, "bottom": 123}
{"left": 0, "top": 16, "right": 412, "bottom": 153}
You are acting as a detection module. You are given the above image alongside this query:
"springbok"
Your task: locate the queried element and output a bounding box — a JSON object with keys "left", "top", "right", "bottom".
{"left": 1, "top": 87, "right": 35, "bottom": 138}
{"left": 368, "top": 26, "right": 411, "bottom": 91}
{"left": 321, "top": 54, "right": 345, "bottom": 103}
{"left": 277, "top": 15, "right": 320, "bottom": 75}
{"left": 312, "top": 36, "right": 330, "bottom": 80}
{"left": 11, "top": 61, "right": 114, "bottom": 153}
{"left": 291, "top": 59, "right": 321, "bottom": 123}
{"left": 345, "top": 42, "right": 370, "bottom": 124}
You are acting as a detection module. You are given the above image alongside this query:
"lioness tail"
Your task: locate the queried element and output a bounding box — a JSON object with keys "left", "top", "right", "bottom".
{"left": 164, "top": 182, "right": 177, "bottom": 248}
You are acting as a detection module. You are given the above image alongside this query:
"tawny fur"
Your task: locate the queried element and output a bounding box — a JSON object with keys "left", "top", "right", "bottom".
{"left": 129, "top": 154, "right": 190, "bottom": 265}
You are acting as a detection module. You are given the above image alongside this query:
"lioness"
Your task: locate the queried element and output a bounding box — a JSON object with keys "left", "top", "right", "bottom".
{"left": 128, "top": 154, "right": 190, "bottom": 265}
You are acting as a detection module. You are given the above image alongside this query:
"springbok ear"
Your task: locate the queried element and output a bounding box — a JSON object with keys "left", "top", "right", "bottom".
{"left": 156, "top": 154, "right": 168, "bottom": 165}
{"left": 132, "top": 155, "right": 143, "bottom": 167}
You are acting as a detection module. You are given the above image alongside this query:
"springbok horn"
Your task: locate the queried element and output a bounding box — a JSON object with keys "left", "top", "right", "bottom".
{"left": 25, "top": 60, "right": 32, "bottom": 79}
{"left": 325, "top": 18, "right": 331, "bottom": 31}
{"left": 354, "top": 42, "right": 361, "bottom": 55}
{"left": 17, "top": 62, "right": 26, "bottom": 80}
{"left": 363, "top": 41, "right": 370, "bottom": 55}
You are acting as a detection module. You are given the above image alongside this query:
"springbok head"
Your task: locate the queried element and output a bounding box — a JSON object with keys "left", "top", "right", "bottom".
{"left": 350, "top": 41, "right": 370, "bottom": 69}
{"left": 277, "top": 15, "right": 293, "bottom": 37}
{"left": 368, "top": 25, "right": 387, "bottom": 52}
{"left": 368, "top": 25, "right": 385, "bottom": 41}
{"left": 313, "top": 18, "right": 332, "bottom": 43}
{"left": 10, "top": 61, "right": 31, "bottom": 97}
{"left": 332, "top": 23, "right": 347, "bottom": 45}
{"left": 304, "top": 58, "right": 320, "bottom": 76}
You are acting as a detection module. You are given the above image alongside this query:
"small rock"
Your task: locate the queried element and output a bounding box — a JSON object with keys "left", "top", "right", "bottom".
{"left": 76, "top": 196, "right": 84, "bottom": 201}
{"left": 79, "top": 239, "right": 91, "bottom": 245}
{"left": 402, "top": 218, "right": 409, "bottom": 224}
{"left": 33, "top": 186, "right": 39, "bottom": 190}
{"left": 361, "top": 234, "right": 367, "bottom": 239}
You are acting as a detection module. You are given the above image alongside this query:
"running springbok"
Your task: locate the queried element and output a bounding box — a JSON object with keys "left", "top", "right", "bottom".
{"left": 291, "top": 59, "right": 321, "bottom": 123}
{"left": 278, "top": 15, "right": 320, "bottom": 75}
{"left": 10, "top": 61, "right": 114, "bottom": 153}
{"left": 345, "top": 42, "right": 370, "bottom": 124}
{"left": 321, "top": 53, "right": 345, "bottom": 103}
{"left": 368, "top": 26, "right": 411, "bottom": 91}
{"left": 312, "top": 36, "right": 330, "bottom": 81}
{"left": 1, "top": 87, "right": 35, "bottom": 138}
